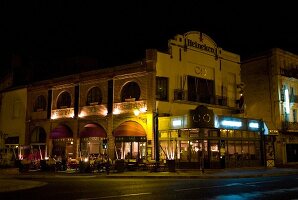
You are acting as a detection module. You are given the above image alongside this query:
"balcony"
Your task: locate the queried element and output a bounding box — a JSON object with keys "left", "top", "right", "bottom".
{"left": 282, "top": 121, "right": 298, "bottom": 131}
{"left": 113, "top": 100, "right": 147, "bottom": 115}
{"left": 79, "top": 104, "right": 108, "bottom": 117}
{"left": 51, "top": 108, "right": 74, "bottom": 119}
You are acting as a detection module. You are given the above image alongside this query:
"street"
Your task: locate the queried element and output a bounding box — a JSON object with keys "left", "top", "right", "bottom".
{"left": 0, "top": 175, "right": 298, "bottom": 200}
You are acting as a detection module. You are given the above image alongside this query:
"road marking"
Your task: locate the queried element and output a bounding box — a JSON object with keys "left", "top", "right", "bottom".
{"left": 175, "top": 183, "right": 243, "bottom": 191}
{"left": 175, "top": 180, "right": 278, "bottom": 192}
{"left": 76, "top": 192, "right": 152, "bottom": 200}
{"left": 245, "top": 180, "right": 277, "bottom": 185}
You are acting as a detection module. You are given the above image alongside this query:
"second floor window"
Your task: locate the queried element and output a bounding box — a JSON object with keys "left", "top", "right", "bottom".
{"left": 156, "top": 77, "right": 168, "bottom": 101}
{"left": 121, "top": 81, "right": 141, "bottom": 102}
{"left": 57, "top": 91, "right": 71, "bottom": 109}
{"left": 187, "top": 75, "right": 214, "bottom": 104}
{"left": 87, "top": 87, "right": 102, "bottom": 105}
{"left": 34, "top": 95, "right": 46, "bottom": 112}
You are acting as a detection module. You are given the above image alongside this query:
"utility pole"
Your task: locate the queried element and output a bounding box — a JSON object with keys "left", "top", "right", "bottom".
{"left": 153, "top": 111, "right": 159, "bottom": 172}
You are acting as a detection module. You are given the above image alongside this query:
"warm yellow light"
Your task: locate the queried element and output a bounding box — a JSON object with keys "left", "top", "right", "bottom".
{"left": 51, "top": 113, "right": 58, "bottom": 120}
{"left": 134, "top": 109, "right": 140, "bottom": 116}
{"left": 78, "top": 111, "right": 86, "bottom": 118}
{"left": 102, "top": 109, "right": 108, "bottom": 116}
{"left": 113, "top": 108, "right": 120, "bottom": 115}
{"left": 140, "top": 107, "right": 147, "bottom": 113}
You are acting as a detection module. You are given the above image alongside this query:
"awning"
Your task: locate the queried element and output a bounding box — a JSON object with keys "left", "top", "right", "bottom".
{"left": 113, "top": 121, "right": 146, "bottom": 137}
{"left": 50, "top": 124, "right": 73, "bottom": 139}
{"left": 80, "top": 123, "right": 107, "bottom": 138}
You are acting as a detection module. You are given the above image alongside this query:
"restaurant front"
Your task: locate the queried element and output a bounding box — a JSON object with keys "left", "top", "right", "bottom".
{"left": 159, "top": 105, "right": 267, "bottom": 169}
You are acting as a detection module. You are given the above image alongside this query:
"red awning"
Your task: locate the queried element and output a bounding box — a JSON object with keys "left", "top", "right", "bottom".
{"left": 113, "top": 121, "right": 146, "bottom": 137}
{"left": 80, "top": 123, "right": 107, "bottom": 138}
{"left": 50, "top": 124, "right": 73, "bottom": 139}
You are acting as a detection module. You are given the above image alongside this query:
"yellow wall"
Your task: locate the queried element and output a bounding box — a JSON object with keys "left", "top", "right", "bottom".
{"left": 156, "top": 31, "right": 241, "bottom": 116}
{"left": 0, "top": 87, "right": 27, "bottom": 145}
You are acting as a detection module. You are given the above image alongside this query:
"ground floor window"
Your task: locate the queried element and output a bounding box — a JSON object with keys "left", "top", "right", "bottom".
{"left": 80, "top": 137, "right": 105, "bottom": 158}
{"left": 114, "top": 136, "right": 147, "bottom": 160}
{"left": 52, "top": 139, "right": 74, "bottom": 159}
{"left": 159, "top": 128, "right": 262, "bottom": 168}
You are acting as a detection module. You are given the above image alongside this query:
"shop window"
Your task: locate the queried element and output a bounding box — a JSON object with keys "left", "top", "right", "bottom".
{"left": 57, "top": 91, "right": 71, "bottom": 109}
{"left": 179, "top": 141, "right": 189, "bottom": 161}
{"left": 86, "top": 87, "right": 102, "bottom": 106}
{"left": 190, "top": 140, "right": 200, "bottom": 162}
{"left": 120, "top": 81, "right": 141, "bottom": 102}
{"left": 34, "top": 95, "right": 46, "bottom": 112}
{"left": 156, "top": 77, "right": 168, "bottom": 101}
{"left": 115, "top": 141, "right": 146, "bottom": 160}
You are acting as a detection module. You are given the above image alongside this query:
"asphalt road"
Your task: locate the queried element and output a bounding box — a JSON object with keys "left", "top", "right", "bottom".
{"left": 1, "top": 175, "right": 298, "bottom": 200}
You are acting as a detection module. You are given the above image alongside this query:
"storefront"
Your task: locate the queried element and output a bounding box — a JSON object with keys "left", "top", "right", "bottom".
{"left": 113, "top": 121, "right": 147, "bottom": 161}
{"left": 30, "top": 126, "right": 47, "bottom": 160}
{"left": 79, "top": 123, "right": 107, "bottom": 159}
{"left": 50, "top": 124, "right": 74, "bottom": 159}
{"left": 159, "top": 105, "right": 266, "bottom": 169}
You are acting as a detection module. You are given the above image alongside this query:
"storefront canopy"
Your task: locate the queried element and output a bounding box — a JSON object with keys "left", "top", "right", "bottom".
{"left": 50, "top": 124, "right": 73, "bottom": 139}
{"left": 80, "top": 123, "right": 107, "bottom": 138}
{"left": 113, "top": 121, "right": 146, "bottom": 137}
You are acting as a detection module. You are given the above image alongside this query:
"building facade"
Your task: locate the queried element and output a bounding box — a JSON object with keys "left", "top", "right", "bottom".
{"left": 241, "top": 48, "right": 298, "bottom": 166}
{"left": 152, "top": 31, "right": 266, "bottom": 169}
{"left": 1, "top": 31, "right": 268, "bottom": 169}
{"left": 27, "top": 62, "right": 155, "bottom": 163}
{"left": 0, "top": 86, "right": 27, "bottom": 165}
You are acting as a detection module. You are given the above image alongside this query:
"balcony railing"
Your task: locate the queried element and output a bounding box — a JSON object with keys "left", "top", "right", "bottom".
{"left": 173, "top": 89, "right": 229, "bottom": 106}
{"left": 79, "top": 104, "right": 108, "bottom": 117}
{"left": 282, "top": 121, "right": 298, "bottom": 130}
{"left": 113, "top": 100, "right": 147, "bottom": 114}
{"left": 51, "top": 108, "right": 74, "bottom": 119}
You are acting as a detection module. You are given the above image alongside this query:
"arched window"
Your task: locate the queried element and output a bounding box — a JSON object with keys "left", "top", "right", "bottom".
{"left": 31, "top": 126, "right": 46, "bottom": 143}
{"left": 57, "top": 91, "right": 71, "bottom": 109}
{"left": 34, "top": 95, "right": 46, "bottom": 112}
{"left": 86, "top": 87, "right": 102, "bottom": 105}
{"left": 121, "top": 82, "right": 141, "bottom": 102}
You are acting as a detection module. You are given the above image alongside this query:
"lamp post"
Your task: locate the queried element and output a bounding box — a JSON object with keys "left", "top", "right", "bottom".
{"left": 153, "top": 111, "right": 159, "bottom": 172}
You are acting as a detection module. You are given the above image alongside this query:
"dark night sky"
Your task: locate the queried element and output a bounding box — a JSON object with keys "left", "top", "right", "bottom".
{"left": 1, "top": 1, "right": 298, "bottom": 81}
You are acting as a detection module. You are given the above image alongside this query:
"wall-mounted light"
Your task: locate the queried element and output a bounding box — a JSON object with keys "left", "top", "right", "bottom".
{"left": 133, "top": 109, "right": 140, "bottom": 116}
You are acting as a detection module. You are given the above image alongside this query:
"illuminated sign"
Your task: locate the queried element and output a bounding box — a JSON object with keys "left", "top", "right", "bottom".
{"left": 249, "top": 122, "right": 259, "bottom": 129}
{"left": 172, "top": 119, "right": 182, "bottom": 127}
{"left": 186, "top": 39, "right": 216, "bottom": 54}
{"left": 221, "top": 120, "right": 242, "bottom": 127}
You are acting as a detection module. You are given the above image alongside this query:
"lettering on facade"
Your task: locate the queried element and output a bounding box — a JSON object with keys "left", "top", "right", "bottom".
{"left": 186, "top": 39, "right": 217, "bottom": 54}
{"left": 195, "top": 66, "right": 207, "bottom": 76}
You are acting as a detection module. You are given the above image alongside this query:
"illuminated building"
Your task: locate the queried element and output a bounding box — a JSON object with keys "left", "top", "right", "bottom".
{"left": 1, "top": 31, "right": 268, "bottom": 169}
{"left": 0, "top": 86, "right": 27, "bottom": 161}
{"left": 153, "top": 31, "right": 267, "bottom": 168}
{"left": 241, "top": 48, "right": 298, "bottom": 166}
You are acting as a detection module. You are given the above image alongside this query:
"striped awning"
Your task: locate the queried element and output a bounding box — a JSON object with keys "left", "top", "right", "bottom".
{"left": 50, "top": 124, "right": 73, "bottom": 139}
{"left": 113, "top": 121, "right": 146, "bottom": 137}
{"left": 80, "top": 123, "right": 107, "bottom": 138}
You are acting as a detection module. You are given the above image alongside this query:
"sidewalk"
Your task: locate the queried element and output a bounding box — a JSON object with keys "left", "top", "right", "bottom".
{"left": 1, "top": 166, "right": 298, "bottom": 193}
